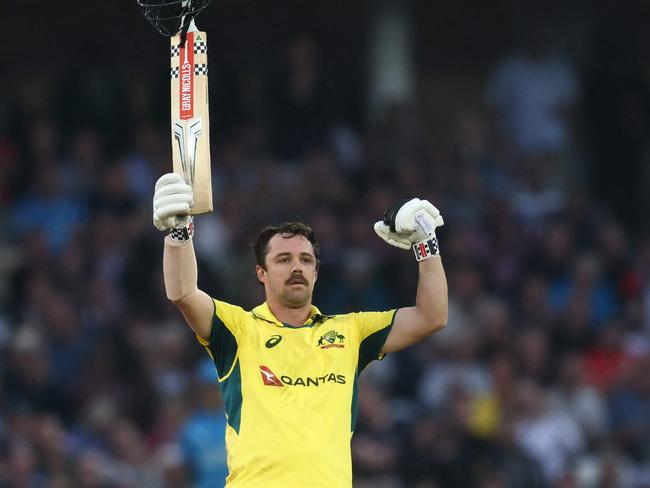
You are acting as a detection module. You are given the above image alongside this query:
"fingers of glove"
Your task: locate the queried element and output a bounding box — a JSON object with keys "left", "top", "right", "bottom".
{"left": 420, "top": 200, "right": 444, "bottom": 228}
{"left": 155, "top": 173, "right": 185, "bottom": 191}
{"left": 387, "top": 236, "right": 412, "bottom": 250}
{"left": 374, "top": 221, "right": 391, "bottom": 240}
{"left": 394, "top": 198, "right": 423, "bottom": 233}
{"left": 420, "top": 200, "right": 440, "bottom": 219}
{"left": 155, "top": 202, "right": 191, "bottom": 221}
{"left": 153, "top": 216, "right": 168, "bottom": 231}
{"left": 154, "top": 182, "right": 193, "bottom": 200}
{"left": 153, "top": 212, "right": 190, "bottom": 231}
{"left": 165, "top": 216, "right": 176, "bottom": 230}
{"left": 153, "top": 214, "right": 177, "bottom": 231}
{"left": 374, "top": 222, "right": 412, "bottom": 249}
{"left": 154, "top": 192, "right": 193, "bottom": 212}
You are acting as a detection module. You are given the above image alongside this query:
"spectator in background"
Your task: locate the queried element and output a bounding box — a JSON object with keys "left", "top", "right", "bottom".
{"left": 180, "top": 359, "right": 228, "bottom": 488}
{"left": 10, "top": 163, "right": 88, "bottom": 253}
{"left": 513, "top": 379, "right": 585, "bottom": 483}
{"left": 549, "top": 352, "right": 608, "bottom": 444}
{"left": 418, "top": 331, "right": 490, "bottom": 411}
{"left": 486, "top": 19, "right": 579, "bottom": 159}
{"left": 513, "top": 328, "right": 552, "bottom": 385}
{"left": 268, "top": 35, "right": 335, "bottom": 160}
{"left": 487, "top": 417, "right": 546, "bottom": 488}
{"left": 510, "top": 152, "right": 567, "bottom": 230}
{"left": 468, "top": 352, "right": 517, "bottom": 439}
{"left": 352, "top": 380, "right": 402, "bottom": 487}
{"left": 583, "top": 324, "right": 630, "bottom": 392}
{"left": 606, "top": 355, "right": 650, "bottom": 462}
{"left": 106, "top": 417, "right": 162, "bottom": 487}
{"left": 549, "top": 251, "right": 619, "bottom": 328}
{"left": 4, "top": 327, "right": 74, "bottom": 424}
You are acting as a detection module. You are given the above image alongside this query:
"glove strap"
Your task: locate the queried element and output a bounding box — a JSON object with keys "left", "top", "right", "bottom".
{"left": 169, "top": 216, "right": 194, "bottom": 242}
{"left": 412, "top": 236, "right": 439, "bottom": 261}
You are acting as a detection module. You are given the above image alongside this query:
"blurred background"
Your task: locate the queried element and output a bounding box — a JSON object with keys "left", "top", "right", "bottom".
{"left": 2, "top": 0, "right": 650, "bottom": 486}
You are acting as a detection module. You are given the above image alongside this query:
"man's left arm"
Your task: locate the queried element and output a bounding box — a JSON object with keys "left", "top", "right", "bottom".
{"left": 374, "top": 198, "right": 448, "bottom": 353}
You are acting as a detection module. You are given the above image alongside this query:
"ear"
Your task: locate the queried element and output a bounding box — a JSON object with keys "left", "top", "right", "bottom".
{"left": 314, "top": 269, "right": 318, "bottom": 283}
{"left": 255, "top": 265, "right": 266, "bottom": 284}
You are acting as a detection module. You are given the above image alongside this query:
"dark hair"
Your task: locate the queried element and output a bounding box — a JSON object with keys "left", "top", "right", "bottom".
{"left": 251, "top": 222, "right": 320, "bottom": 269}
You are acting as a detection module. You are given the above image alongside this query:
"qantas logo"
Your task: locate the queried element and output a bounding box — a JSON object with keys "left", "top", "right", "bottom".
{"left": 259, "top": 365, "right": 346, "bottom": 387}
{"left": 259, "top": 366, "right": 283, "bottom": 386}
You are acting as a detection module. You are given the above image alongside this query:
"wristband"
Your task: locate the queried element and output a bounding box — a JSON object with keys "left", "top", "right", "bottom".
{"left": 169, "top": 216, "right": 194, "bottom": 242}
{"left": 412, "top": 236, "right": 439, "bottom": 261}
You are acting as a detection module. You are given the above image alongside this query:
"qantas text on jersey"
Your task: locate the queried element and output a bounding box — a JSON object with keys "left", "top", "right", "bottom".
{"left": 259, "top": 366, "right": 346, "bottom": 387}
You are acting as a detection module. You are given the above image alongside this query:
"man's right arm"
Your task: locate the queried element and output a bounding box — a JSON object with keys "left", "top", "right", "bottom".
{"left": 163, "top": 236, "right": 214, "bottom": 340}
{"left": 154, "top": 173, "right": 214, "bottom": 340}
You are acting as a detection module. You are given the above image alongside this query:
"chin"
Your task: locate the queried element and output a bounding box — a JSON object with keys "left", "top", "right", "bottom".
{"left": 282, "top": 291, "right": 311, "bottom": 308}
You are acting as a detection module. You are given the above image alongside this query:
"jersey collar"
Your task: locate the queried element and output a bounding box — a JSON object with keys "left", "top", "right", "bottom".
{"left": 251, "top": 302, "right": 332, "bottom": 328}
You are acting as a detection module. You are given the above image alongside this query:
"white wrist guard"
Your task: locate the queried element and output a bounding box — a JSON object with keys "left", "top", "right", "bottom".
{"left": 412, "top": 236, "right": 440, "bottom": 261}
{"left": 169, "top": 216, "right": 194, "bottom": 242}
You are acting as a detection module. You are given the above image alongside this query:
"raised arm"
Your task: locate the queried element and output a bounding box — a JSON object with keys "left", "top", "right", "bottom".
{"left": 154, "top": 173, "right": 214, "bottom": 340}
{"left": 374, "top": 198, "right": 448, "bottom": 353}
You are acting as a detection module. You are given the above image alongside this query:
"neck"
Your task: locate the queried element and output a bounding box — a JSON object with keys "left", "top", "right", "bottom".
{"left": 267, "top": 298, "right": 312, "bottom": 326}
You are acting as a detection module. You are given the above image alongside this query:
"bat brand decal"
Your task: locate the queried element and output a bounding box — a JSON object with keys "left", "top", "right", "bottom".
{"left": 178, "top": 33, "right": 195, "bottom": 119}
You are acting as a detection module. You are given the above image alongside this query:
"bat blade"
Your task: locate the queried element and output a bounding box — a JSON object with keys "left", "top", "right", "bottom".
{"left": 170, "top": 30, "right": 212, "bottom": 214}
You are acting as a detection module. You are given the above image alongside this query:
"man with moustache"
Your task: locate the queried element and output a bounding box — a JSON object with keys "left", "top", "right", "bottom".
{"left": 153, "top": 172, "right": 448, "bottom": 488}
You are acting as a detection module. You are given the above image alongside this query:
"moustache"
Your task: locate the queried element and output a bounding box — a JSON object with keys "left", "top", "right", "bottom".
{"left": 286, "top": 276, "right": 308, "bottom": 286}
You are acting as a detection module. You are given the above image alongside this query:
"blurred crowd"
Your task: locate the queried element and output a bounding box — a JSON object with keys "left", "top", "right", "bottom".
{"left": 2, "top": 23, "right": 650, "bottom": 488}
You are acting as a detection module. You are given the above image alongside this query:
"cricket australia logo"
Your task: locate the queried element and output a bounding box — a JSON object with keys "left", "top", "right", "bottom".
{"left": 318, "top": 330, "right": 345, "bottom": 349}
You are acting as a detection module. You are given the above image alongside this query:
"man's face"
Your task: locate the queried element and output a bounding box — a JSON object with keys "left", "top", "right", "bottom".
{"left": 256, "top": 234, "right": 318, "bottom": 309}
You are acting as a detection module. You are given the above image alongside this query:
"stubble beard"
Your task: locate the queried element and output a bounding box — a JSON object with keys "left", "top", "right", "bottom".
{"left": 278, "top": 285, "right": 312, "bottom": 309}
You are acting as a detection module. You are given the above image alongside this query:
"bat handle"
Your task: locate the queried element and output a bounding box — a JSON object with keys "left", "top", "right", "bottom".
{"left": 179, "top": 1, "right": 198, "bottom": 36}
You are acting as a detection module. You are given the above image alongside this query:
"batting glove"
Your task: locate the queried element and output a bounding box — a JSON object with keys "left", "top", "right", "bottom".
{"left": 374, "top": 198, "right": 444, "bottom": 260}
{"left": 153, "top": 173, "right": 194, "bottom": 240}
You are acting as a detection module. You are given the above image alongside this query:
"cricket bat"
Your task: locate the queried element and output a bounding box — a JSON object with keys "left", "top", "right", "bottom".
{"left": 170, "top": 23, "right": 212, "bottom": 214}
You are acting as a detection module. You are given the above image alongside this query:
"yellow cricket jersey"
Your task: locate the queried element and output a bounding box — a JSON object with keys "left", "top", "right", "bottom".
{"left": 196, "top": 300, "right": 396, "bottom": 488}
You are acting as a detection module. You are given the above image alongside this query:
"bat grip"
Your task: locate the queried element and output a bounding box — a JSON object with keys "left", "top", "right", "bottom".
{"left": 178, "top": 2, "right": 197, "bottom": 45}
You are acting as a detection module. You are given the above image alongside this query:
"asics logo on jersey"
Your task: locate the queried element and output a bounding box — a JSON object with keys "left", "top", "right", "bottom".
{"left": 317, "top": 330, "right": 345, "bottom": 349}
{"left": 265, "top": 335, "right": 283, "bottom": 348}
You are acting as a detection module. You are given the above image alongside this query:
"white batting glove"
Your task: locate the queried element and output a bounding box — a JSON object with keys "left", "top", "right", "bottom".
{"left": 373, "top": 222, "right": 413, "bottom": 250}
{"left": 153, "top": 173, "right": 193, "bottom": 232}
{"left": 374, "top": 198, "right": 444, "bottom": 260}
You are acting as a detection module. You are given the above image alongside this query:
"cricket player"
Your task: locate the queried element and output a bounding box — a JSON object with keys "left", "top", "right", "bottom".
{"left": 153, "top": 173, "right": 448, "bottom": 487}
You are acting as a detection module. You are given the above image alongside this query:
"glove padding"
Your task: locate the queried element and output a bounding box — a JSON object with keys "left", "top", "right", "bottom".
{"left": 153, "top": 173, "right": 194, "bottom": 231}
{"left": 374, "top": 198, "right": 444, "bottom": 250}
